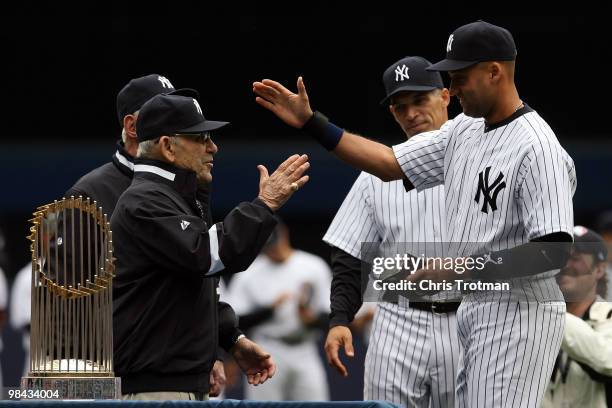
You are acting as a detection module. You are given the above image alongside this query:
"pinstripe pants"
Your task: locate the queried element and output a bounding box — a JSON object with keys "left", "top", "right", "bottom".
{"left": 364, "top": 302, "right": 460, "bottom": 408}
{"left": 455, "top": 277, "right": 565, "bottom": 408}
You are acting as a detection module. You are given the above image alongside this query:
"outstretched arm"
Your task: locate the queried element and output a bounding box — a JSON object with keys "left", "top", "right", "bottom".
{"left": 334, "top": 134, "right": 405, "bottom": 182}
{"left": 253, "top": 77, "right": 404, "bottom": 182}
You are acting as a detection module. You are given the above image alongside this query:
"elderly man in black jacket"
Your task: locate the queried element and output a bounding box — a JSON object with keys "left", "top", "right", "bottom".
{"left": 111, "top": 92, "right": 310, "bottom": 401}
{"left": 58, "top": 75, "right": 242, "bottom": 397}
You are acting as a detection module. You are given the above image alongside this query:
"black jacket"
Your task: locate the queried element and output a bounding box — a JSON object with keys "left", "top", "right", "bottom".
{"left": 60, "top": 144, "right": 243, "bottom": 382}
{"left": 65, "top": 141, "right": 134, "bottom": 216}
{"left": 111, "top": 159, "right": 277, "bottom": 394}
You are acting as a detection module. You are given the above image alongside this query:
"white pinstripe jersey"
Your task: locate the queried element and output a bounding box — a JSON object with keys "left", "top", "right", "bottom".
{"left": 323, "top": 172, "right": 446, "bottom": 259}
{"left": 392, "top": 106, "right": 576, "bottom": 258}
{"left": 323, "top": 137, "right": 460, "bottom": 407}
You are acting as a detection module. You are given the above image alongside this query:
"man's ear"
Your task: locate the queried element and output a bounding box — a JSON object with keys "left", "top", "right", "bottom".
{"left": 440, "top": 88, "right": 450, "bottom": 108}
{"left": 123, "top": 114, "right": 138, "bottom": 140}
{"left": 595, "top": 261, "right": 606, "bottom": 281}
{"left": 159, "top": 136, "right": 176, "bottom": 162}
{"left": 489, "top": 62, "right": 502, "bottom": 83}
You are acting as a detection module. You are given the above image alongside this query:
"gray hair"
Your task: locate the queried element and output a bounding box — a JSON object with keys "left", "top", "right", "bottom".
{"left": 136, "top": 139, "right": 158, "bottom": 159}
{"left": 137, "top": 136, "right": 178, "bottom": 159}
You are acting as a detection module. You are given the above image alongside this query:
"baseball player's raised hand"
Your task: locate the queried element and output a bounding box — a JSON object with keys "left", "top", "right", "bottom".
{"left": 325, "top": 326, "right": 355, "bottom": 377}
{"left": 231, "top": 336, "right": 277, "bottom": 386}
{"left": 257, "top": 154, "right": 310, "bottom": 211}
{"left": 253, "top": 77, "right": 314, "bottom": 128}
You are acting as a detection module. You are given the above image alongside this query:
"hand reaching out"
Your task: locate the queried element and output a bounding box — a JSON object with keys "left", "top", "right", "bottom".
{"left": 253, "top": 77, "right": 314, "bottom": 128}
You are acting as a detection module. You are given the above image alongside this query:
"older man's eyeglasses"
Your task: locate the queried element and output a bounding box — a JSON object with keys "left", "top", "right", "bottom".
{"left": 153, "top": 132, "right": 212, "bottom": 145}
{"left": 174, "top": 132, "right": 212, "bottom": 144}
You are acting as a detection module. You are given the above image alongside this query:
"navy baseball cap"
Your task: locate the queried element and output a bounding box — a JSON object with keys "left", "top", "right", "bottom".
{"left": 427, "top": 20, "right": 517, "bottom": 72}
{"left": 116, "top": 74, "right": 177, "bottom": 126}
{"left": 573, "top": 226, "right": 608, "bottom": 262}
{"left": 380, "top": 56, "right": 444, "bottom": 105}
{"left": 136, "top": 94, "right": 229, "bottom": 143}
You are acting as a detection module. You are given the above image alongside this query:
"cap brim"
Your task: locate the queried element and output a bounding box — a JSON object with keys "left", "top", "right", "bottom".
{"left": 426, "top": 59, "right": 477, "bottom": 72}
{"left": 379, "top": 85, "right": 439, "bottom": 105}
{"left": 177, "top": 120, "right": 230, "bottom": 133}
{"left": 167, "top": 88, "right": 200, "bottom": 99}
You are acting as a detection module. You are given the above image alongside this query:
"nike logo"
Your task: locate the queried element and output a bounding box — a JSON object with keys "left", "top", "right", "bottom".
{"left": 180, "top": 220, "right": 190, "bottom": 230}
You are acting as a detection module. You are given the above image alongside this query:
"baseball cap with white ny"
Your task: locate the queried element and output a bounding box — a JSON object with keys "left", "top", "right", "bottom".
{"left": 116, "top": 74, "right": 176, "bottom": 126}
{"left": 380, "top": 56, "right": 444, "bottom": 105}
{"left": 136, "top": 94, "right": 229, "bottom": 143}
{"left": 427, "top": 20, "right": 517, "bottom": 72}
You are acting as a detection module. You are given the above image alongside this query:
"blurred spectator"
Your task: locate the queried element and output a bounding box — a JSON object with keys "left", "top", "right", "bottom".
{"left": 596, "top": 210, "right": 612, "bottom": 302}
{"left": 10, "top": 262, "right": 31, "bottom": 377}
{"left": 217, "top": 276, "right": 292, "bottom": 399}
{"left": 225, "top": 220, "right": 331, "bottom": 401}
{"left": 543, "top": 226, "right": 612, "bottom": 407}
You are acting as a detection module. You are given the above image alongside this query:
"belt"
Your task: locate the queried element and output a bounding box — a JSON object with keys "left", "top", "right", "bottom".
{"left": 409, "top": 301, "right": 461, "bottom": 313}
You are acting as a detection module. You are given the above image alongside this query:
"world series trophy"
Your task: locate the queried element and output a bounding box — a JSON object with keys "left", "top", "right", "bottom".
{"left": 21, "top": 197, "right": 121, "bottom": 399}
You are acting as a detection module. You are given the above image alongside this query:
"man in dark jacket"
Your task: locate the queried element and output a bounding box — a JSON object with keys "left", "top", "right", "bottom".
{"left": 62, "top": 74, "right": 243, "bottom": 397}
{"left": 111, "top": 93, "right": 310, "bottom": 400}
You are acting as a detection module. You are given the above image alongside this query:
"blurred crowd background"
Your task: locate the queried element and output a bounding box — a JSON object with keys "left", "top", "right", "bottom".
{"left": 1, "top": 14, "right": 610, "bottom": 399}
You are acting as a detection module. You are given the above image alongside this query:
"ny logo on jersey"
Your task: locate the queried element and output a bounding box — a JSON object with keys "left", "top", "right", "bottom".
{"left": 446, "top": 34, "right": 454, "bottom": 52}
{"left": 193, "top": 98, "right": 203, "bottom": 115}
{"left": 395, "top": 64, "right": 410, "bottom": 81}
{"left": 475, "top": 166, "right": 506, "bottom": 213}
{"left": 157, "top": 75, "right": 174, "bottom": 89}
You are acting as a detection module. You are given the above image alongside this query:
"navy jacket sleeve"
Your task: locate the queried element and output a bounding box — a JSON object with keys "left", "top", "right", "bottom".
{"left": 329, "top": 247, "right": 365, "bottom": 328}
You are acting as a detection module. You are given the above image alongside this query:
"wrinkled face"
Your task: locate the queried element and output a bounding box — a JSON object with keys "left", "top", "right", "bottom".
{"left": 557, "top": 250, "right": 602, "bottom": 301}
{"left": 448, "top": 63, "right": 497, "bottom": 119}
{"left": 389, "top": 89, "right": 449, "bottom": 138}
{"left": 173, "top": 133, "right": 218, "bottom": 185}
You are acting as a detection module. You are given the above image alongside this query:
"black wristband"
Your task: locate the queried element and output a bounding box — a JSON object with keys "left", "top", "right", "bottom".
{"left": 302, "top": 111, "right": 344, "bottom": 151}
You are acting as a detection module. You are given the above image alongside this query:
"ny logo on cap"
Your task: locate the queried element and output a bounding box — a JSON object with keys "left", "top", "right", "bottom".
{"left": 395, "top": 64, "right": 410, "bottom": 81}
{"left": 446, "top": 34, "right": 454, "bottom": 52}
{"left": 157, "top": 76, "right": 174, "bottom": 89}
{"left": 193, "top": 98, "right": 203, "bottom": 115}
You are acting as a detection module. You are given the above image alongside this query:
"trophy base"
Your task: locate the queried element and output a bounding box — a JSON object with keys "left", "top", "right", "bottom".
{"left": 21, "top": 376, "right": 121, "bottom": 399}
